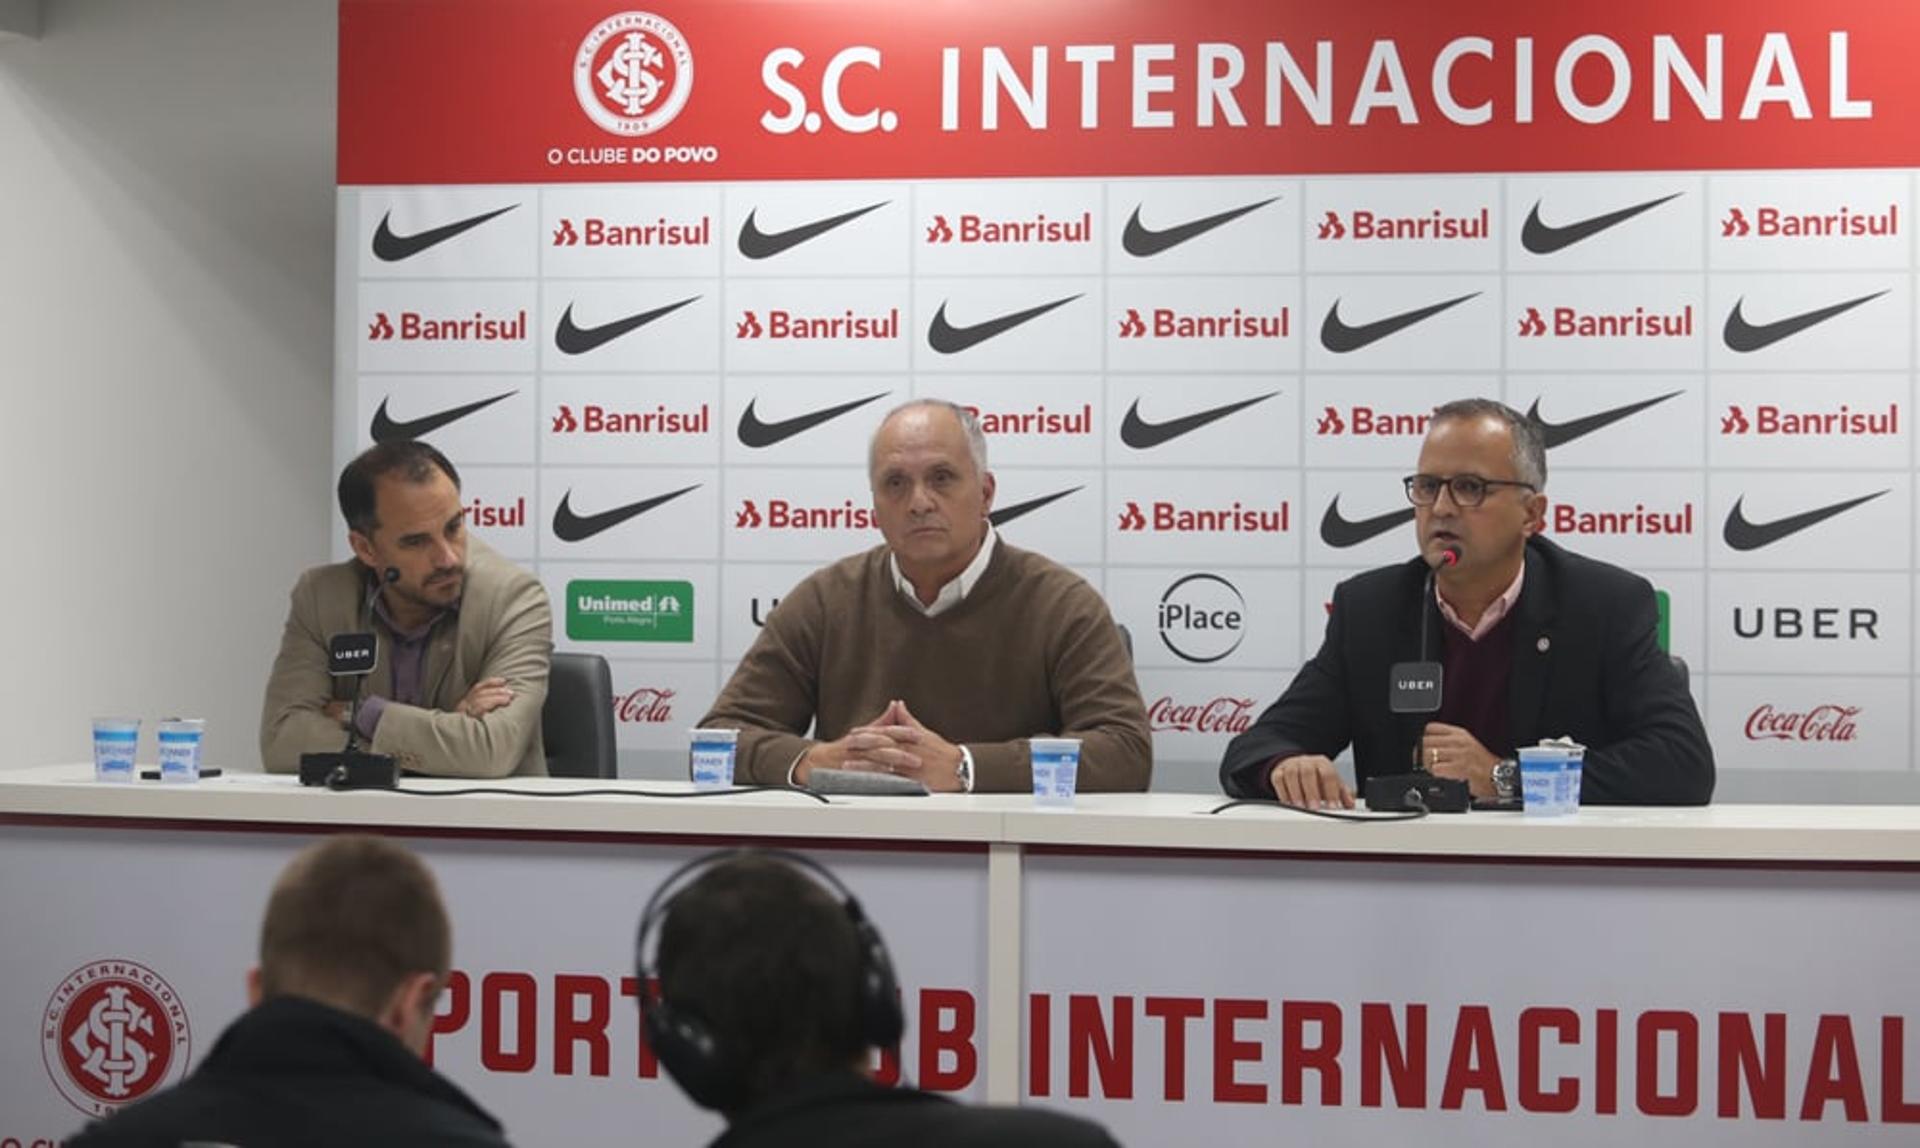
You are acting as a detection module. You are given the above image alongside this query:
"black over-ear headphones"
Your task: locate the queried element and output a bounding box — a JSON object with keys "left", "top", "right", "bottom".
{"left": 633, "top": 848, "right": 905, "bottom": 1112}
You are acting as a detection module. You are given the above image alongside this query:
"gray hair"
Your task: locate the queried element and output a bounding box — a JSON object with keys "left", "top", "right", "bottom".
{"left": 1431, "top": 398, "right": 1546, "bottom": 490}
{"left": 868, "top": 399, "right": 989, "bottom": 476}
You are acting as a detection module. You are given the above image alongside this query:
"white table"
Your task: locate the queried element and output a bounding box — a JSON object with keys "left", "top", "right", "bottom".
{"left": 5, "top": 764, "right": 1917, "bottom": 1146}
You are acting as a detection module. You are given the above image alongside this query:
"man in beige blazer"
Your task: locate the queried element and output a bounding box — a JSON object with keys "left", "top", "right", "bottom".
{"left": 260, "top": 441, "right": 550, "bottom": 778}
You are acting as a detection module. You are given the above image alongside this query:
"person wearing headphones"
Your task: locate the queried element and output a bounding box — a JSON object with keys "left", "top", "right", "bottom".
{"left": 638, "top": 850, "right": 1118, "bottom": 1147}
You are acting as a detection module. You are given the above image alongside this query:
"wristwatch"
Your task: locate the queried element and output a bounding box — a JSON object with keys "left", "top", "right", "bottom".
{"left": 1490, "top": 758, "right": 1518, "bottom": 801}
{"left": 955, "top": 745, "right": 975, "bottom": 793}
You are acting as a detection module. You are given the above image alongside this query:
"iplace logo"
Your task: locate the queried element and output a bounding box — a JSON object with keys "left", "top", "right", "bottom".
{"left": 1156, "top": 573, "right": 1247, "bottom": 664}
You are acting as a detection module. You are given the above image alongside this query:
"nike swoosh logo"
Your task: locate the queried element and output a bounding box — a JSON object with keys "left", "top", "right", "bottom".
{"left": 1119, "top": 393, "right": 1279, "bottom": 450}
{"left": 1319, "top": 497, "right": 1415, "bottom": 548}
{"left": 554, "top": 296, "right": 701, "bottom": 355}
{"left": 1520, "top": 193, "right": 1682, "bottom": 255}
{"left": 988, "top": 487, "right": 1083, "bottom": 528}
{"left": 1526, "top": 390, "right": 1682, "bottom": 450}
{"left": 738, "top": 392, "right": 889, "bottom": 448}
{"left": 369, "top": 391, "right": 518, "bottom": 442}
{"left": 1723, "top": 490, "right": 1888, "bottom": 552}
{"left": 737, "top": 202, "right": 888, "bottom": 260}
{"left": 927, "top": 295, "right": 1081, "bottom": 354}
{"left": 1320, "top": 293, "right": 1479, "bottom": 354}
{"left": 1122, "top": 197, "right": 1278, "bottom": 258}
{"left": 1723, "top": 291, "right": 1888, "bottom": 353}
{"left": 552, "top": 485, "right": 702, "bottom": 543}
{"left": 371, "top": 205, "right": 517, "bottom": 262}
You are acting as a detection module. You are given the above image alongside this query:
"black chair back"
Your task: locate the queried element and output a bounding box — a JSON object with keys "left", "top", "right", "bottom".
{"left": 543, "top": 652, "right": 617, "bottom": 779}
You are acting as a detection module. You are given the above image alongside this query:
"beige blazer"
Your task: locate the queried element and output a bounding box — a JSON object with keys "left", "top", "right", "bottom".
{"left": 258, "top": 537, "right": 551, "bottom": 777}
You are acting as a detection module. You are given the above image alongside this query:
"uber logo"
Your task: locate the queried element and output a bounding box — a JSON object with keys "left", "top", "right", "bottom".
{"left": 1157, "top": 573, "right": 1246, "bottom": 664}
{"left": 750, "top": 597, "right": 782, "bottom": 627}
{"left": 1731, "top": 606, "right": 1879, "bottom": 640}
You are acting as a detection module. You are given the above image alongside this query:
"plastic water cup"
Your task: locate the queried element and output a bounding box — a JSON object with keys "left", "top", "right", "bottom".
{"left": 157, "top": 719, "right": 206, "bottom": 783}
{"left": 1518, "top": 745, "right": 1570, "bottom": 817}
{"left": 689, "top": 728, "right": 739, "bottom": 789}
{"left": 1556, "top": 741, "right": 1587, "bottom": 811}
{"left": 92, "top": 718, "right": 140, "bottom": 783}
{"left": 1030, "top": 738, "right": 1082, "bottom": 807}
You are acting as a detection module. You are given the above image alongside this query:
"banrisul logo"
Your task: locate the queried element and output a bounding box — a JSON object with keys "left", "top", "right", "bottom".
{"left": 567, "top": 580, "right": 693, "bottom": 642}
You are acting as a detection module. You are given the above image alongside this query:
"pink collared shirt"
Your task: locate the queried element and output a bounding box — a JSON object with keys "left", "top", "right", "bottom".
{"left": 1436, "top": 559, "right": 1526, "bottom": 641}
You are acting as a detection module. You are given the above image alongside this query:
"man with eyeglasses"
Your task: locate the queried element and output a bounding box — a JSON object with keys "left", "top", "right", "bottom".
{"left": 1219, "top": 398, "right": 1713, "bottom": 808}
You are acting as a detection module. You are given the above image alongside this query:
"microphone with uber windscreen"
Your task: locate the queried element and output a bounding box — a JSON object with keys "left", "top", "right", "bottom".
{"left": 300, "top": 567, "right": 400, "bottom": 789}
{"left": 1368, "top": 545, "right": 1470, "bottom": 813}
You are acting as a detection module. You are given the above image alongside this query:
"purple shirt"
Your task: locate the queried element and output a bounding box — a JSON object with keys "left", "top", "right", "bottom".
{"left": 353, "top": 587, "right": 457, "bottom": 740}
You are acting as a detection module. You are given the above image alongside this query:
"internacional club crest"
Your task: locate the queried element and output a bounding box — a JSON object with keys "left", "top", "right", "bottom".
{"left": 573, "top": 11, "right": 694, "bottom": 136}
{"left": 42, "top": 960, "right": 192, "bottom": 1117}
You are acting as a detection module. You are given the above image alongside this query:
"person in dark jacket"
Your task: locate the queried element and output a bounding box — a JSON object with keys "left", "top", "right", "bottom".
{"left": 1221, "top": 398, "right": 1714, "bottom": 808}
{"left": 67, "top": 834, "right": 511, "bottom": 1148}
{"left": 642, "top": 851, "right": 1119, "bottom": 1148}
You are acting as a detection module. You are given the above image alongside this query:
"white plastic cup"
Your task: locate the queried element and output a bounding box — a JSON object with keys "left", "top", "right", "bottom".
{"left": 1556, "top": 741, "right": 1586, "bottom": 811}
{"left": 1029, "top": 738, "right": 1082, "bottom": 807}
{"left": 92, "top": 718, "right": 140, "bottom": 783}
{"left": 157, "top": 719, "right": 206, "bottom": 783}
{"left": 689, "top": 728, "right": 739, "bottom": 789}
{"left": 1518, "top": 745, "right": 1571, "bottom": 816}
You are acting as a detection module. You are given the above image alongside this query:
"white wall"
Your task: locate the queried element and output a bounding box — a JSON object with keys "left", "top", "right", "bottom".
{"left": 0, "top": 0, "right": 335, "bottom": 770}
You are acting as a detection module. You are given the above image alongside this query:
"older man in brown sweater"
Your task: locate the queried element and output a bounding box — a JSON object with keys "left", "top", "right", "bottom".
{"left": 700, "top": 400, "right": 1151, "bottom": 792}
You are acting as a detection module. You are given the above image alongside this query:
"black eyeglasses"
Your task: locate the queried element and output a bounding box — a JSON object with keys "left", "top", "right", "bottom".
{"left": 1403, "top": 473, "right": 1535, "bottom": 508}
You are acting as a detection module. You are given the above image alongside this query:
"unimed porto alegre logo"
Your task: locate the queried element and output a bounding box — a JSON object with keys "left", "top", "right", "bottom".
{"left": 567, "top": 579, "right": 694, "bottom": 642}
{"left": 42, "top": 960, "right": 192, "bottom": 1117}
{"left": 573, "top": 12, "right": 693, "bottom": 136}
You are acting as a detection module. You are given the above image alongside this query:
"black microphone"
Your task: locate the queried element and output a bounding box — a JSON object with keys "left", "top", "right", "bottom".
{"left": 298, "top": 565, "right": 400, "bottom": 789}
{"left": 1370, "top": 544, "right": 1468, "bottom": 813}
{"left": 1389, "top": 545, "right": 1457, "bottom": 715}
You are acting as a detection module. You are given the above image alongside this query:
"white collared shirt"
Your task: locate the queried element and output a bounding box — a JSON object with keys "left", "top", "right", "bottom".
{"left": 889, "top": 525, "right": 997, "bottom": 617}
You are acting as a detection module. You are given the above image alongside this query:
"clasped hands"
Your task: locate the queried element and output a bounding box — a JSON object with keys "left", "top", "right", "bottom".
{"left": 796, "top": 699, "right": 966, "bottom": 792}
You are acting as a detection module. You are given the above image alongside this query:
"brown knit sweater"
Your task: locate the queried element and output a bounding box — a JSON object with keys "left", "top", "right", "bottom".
{"left": 700, "top": 542, "right": 1152, "bottom": 792}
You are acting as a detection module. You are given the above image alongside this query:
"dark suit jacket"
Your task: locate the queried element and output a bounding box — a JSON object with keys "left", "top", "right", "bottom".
{"left": 1220, "top": 536, "right": 1714, "bottom": 805}
{"left": 711, "top": 1074, "right": 1119, "bottom": 1148}
{"left": 66, "top": 996, "right": 511, "bottom": 1148}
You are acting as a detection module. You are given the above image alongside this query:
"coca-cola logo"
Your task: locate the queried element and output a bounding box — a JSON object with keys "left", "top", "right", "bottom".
{"left": 613, "top": 688, "right": 675, "bottom": 724}
{"left": 1147, "top": 696, "right": 1255, "bottom": 734}
{"left": 1744, "top": 703, "right": 1861, "bottom": 742}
